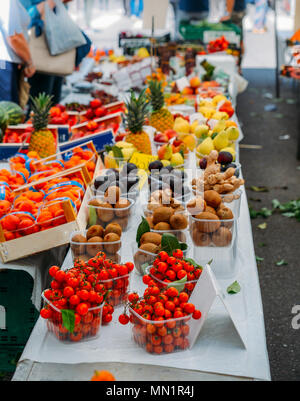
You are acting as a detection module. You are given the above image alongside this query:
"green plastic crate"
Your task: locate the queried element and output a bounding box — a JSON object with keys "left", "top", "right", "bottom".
{"left": 179, "top": 20, "right": 241, "bottom": 44}
{"left": 0, "top": 346, "right": 23, "bottom": 373}
{"left": 0, "top": 269, "right": 39, "bottom": 347}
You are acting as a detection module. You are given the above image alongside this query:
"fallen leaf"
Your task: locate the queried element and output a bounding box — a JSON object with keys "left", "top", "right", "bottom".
{"left": 227, "top": 281, "right": 241, "bottom": 295}
{"left": 256, "top": 256, "right": 264, "bottom": 263}
{"left": 249, "top": 186, "right": 269, "bottom": 192}
{"left": 276, "top": 259, "right": 288, "bottom": 266}
{"left": 258, "top": 242, "right": 267, "bottom": 247}
{"left": 258, "top": 222, "right": 267, "bottom": 229}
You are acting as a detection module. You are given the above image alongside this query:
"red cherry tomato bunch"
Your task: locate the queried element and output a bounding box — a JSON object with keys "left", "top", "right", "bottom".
{"left": 40, "top": 254, "right": 132, "bottom": 342}
{"left": 207, "top": 36, "right": 229, "bottom": 53}
{"left": 85, "top": 99, "right": 108, "bottom": 121}
{"left": 143, "top": 250, "right": 203, "bottom": 296}
{"left": 77, "top": 253, "right": 134, "bottom": 307}
{"left": 118, "top": 281, "right": 201, "bottom": 354}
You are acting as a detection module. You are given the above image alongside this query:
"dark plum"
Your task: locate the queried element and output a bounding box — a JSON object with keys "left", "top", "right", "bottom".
{"left": 121, "top": 162, "right": 138, "bottom": 176}
{"left": 217, "top": 151, "right": 233, "bottom": 165}
{"left": 199, "top": 158, "right": 207, "bottom": 170}
{"left": 148, "top": 160, "right": 163, "bottom": 172}
{"left": 94, "top": 175, "right": 109, "bottom": 190}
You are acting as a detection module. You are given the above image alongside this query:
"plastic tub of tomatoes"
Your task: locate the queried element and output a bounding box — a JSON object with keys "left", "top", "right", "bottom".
{"left": 143, "top": 250, "right": 203, "bottom": 297}
{"left": 118, "top": 284, "right": 202, "bottom": 354}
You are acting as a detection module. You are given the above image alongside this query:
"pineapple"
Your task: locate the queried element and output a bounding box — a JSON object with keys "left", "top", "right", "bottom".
{"left": 28, "top": 93, "right": 56, "bottom": 158}
{"left": 125, "top": 90, "right": 152, "bottom": 155}
{"left": 148, "top": 80, "right": 174, "bottom": 132}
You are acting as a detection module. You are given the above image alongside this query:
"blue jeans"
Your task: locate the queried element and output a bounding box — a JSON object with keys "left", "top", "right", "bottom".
{"left": 130, "top": 0, "right": 143, "bottom": 17}
{"left": 0, "top": 61, "right": 21, "bottom": 103}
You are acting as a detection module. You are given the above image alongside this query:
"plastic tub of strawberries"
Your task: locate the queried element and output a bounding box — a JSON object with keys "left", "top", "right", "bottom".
{"left": 87, "top": 194, "right": 135, "bottom": 232}
{"left": 118, "top": 287, "right": 202, "bottom": 355}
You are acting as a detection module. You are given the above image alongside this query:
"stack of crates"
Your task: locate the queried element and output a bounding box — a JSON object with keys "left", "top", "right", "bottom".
{"left": 0, "top": 269, "right": 39, "bottom": 372}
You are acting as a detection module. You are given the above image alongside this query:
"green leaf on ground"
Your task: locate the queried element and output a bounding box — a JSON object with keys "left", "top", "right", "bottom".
{"left": 249, "top": 206, "right": 273, "bottom": 219}
{"left": 258, "top": 222, "right": 267, "bottom": 230}
{"left": 258, "top": 242, "right": 267, "bottom": 247}
{"left": 227, "top": 281, "right": 241, "bottom": 295}
{"left": 249, "top": 186, "right": 269, "bottom": 192}
{"left": 276, "top": 259, "right": 288, "bottom": 266}
{"left": 61, "top": 309, "right": 75, "bottom": 333}
{"left": 256, "top": 256, "right": 264, "bottom": 263}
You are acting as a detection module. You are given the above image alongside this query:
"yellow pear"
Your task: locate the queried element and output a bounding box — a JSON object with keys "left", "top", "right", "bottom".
{"left": 212, "top": 120, "right": 227, "bottom": 134}
{"left": 197, "top": 137, "right": 215, "bottom": 155}
{"left": 226, "top": 126, "right": 239, "bottom": 141}
{"left": 190, "top": 120, "right": 199, "bottom": 133}
{"left": 194, "top": 124, "right": 209, "bottom": 139}
{"left": 213, "top": 111, "right": 229, "bottom": 120}
{"left": 213, "top": 131, "right": 229, "bottom": 151}
{"left": 212, "top": 95, "right": 227, "bottom": 106}
{"left": 173, "top": 117, "right": 190, "bottom": 134}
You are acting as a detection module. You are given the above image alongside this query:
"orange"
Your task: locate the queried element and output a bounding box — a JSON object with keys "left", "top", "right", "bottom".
{"left": 91, "top": 370, "right": 115, "bottom": 381}
{"left": 1, "top": 214, "right": 20, "bottom": 231}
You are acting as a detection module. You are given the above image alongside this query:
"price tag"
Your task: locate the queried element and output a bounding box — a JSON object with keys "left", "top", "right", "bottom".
{"left": 129, "top": 151, "right": 158, "bottom": 171}
{"left": 175, "top": 76, "right": 190, "bottom": 92}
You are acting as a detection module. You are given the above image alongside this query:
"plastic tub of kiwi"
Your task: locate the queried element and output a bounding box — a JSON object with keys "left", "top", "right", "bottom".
{"left": 132, "top": 242, "right": 189, "bottom": 275}
{"left": 87, "top": 195, "right": 135, "bottom": 232}
{"left": 70, "top": 229, "right": 122, "bottom": 264}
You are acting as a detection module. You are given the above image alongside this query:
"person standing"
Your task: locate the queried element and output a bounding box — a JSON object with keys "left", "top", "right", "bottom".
{"left": 0, "top": 0, "right": 36, "bottom": 103}
{"left": 253, "top": 0, "right": 269, "bottom": 33}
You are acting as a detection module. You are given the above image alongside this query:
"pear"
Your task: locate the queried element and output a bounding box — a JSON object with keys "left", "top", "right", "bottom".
{"left": 173, "top": 117, "right": 190, "bottom": 134}
{"left": 190, "top": 120, "right": 199, "bottom": 133}
{"left": 170, "top": 152, "right": 184, "bottom": 166}
{"left": 213, "top": 131, "right": 229, "bottom": 151}
{"left": 194, "top": 124, "right": 209, "bottom": 139}
{"left": 212, "top": 111, "right": 229, "bottom": 120}
{"left": 226, "top": 126, "right": 239, "bottom": 141}
{"left": 212, "top": 94, "right": 227, "bottom": 106}
{"left": 212, "top": 120, "right": 226, "bottom": 134}
{"left": 197, "top": 137, "right": 214, "bottom": 155}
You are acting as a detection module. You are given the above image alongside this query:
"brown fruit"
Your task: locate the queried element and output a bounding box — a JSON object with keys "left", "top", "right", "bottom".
{"left": 88, "top": 199, "right": 102, "bottom": 207}
{"left": 194, "top": 212, "right": 221, "bottom": 233}
{"left": 187, "top": 197, "right": 206, "bottom": 216}
{"left": 169, "top": 213, "right": 188, "bottom": 230}
{"left": 139, "top": 243, "right": 159, "bottom": 254}
{"left": 87, "top": 236, "right": 103, "bottom": 257}
{"left": 86, "top": 225, "right": 104, "bottom": 240}
{"left": 146, "top": 216, "right": 154, "bottom": 229}
{"left": 204, "top": 190, "right": 222, "bottom": 208}
{"left": 205, "top": 205, "right": 217, "bottom": 215}
{"left": 217, "top": 206, "right": 234, "bottom": 228}
{"left": 140, "top": 232, "right": 162, "bottom": 246}
{"left": 103, "top": 233, "right": 121, "bottom": 254}
{"left": 96, "top": 202, "right": 114, "bottom": 223}
{"left": 212, "top": 227, "right": 232, "bottom": 247}
{"left": 154, "top": 222, "right": 171, "bottom": 231}
{"left": 134, "top": 244, "right": 157, "bottom": 274}
{"left": 71, "top": 234, "right": 87, "bottom": 256}
{"left": 152, "top": 206, "right": 174, "bottom": 225}
{"left": 104, "top": 223, "right": 122, "bottom": 237}
{"left": 114, "top": 217, "right": 128, "bottom": 231}
{"left": 114, "top": 198, "right": 131, "bottom": 218}
{"left": 192, "top": 228, "right": 211, "bottom": 247}
{"left": 104, "top": 186, "right": 121, "bottom": 205}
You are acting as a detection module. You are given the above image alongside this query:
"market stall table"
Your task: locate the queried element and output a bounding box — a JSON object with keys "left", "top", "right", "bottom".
{"left": 12, "top": 152, "right": 271, "bottom": 381}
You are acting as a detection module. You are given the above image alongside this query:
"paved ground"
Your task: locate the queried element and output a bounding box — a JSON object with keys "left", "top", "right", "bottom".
{"left": 238, "top": 69, "right": 300, "bottom": 381}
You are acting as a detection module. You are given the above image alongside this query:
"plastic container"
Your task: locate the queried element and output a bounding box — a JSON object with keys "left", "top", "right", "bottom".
{"left": 70, "top": 230, "right": 122, "bottom": 263}
{"left": 87, "top": 196, "right": 135, "bottom": 232}
{"left": 91, "top": 182, "right": 139, "bottom": 202}
{"left": 36, "top": 200, "right": 70, "bottom": 230}
{"left": 98, "top": 273, "right": 131, "bottom": 307}
{"left": 0, "top": 211, "right": 38, "bottom": 241}
{"left": 129, "top": 307, "right": 192, "bottom": 354}
{"left": 132, "top": 242, "right": 189, "bottom": 275}
{"left": 146, "top": 266, "right": 198, "bottom": 297}
{"left": 103, "top": 151, "right": 127, "bottom": 170}
{"left": 42, "top": 291, "right": 103, "bottom": 343}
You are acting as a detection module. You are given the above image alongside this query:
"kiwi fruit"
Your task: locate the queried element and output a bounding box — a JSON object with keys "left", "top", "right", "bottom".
{"left": 87, "top": 236, "right": 103, "bottom": 257}
{"left": 217, "top": 206, "right": 234, "bottom": 228}
{"left": 104, "top": 222, "right": 122, "bottom": 237}
{"left": 152, "top": 206, "right": 174, "bottom": 225}
{"left": 139, "top": 243, "right": 159, "bottom": 254}
{"left": 205, "top": 205, "right": 218, "bottom": 215}
{"left": 103, "top": 233, "right": 121, "bottom": 254}
{"left": 187, "top": 198, "right": 206, "bottom": 216}
{"left": 86, "top": 225, "right": 104, "bottom": 240}
{"left": 204, "top": 190, "right": 222, "bottom": 208}
{"left": 140, "top": 232, "right": 162, "bottom": 246}
{"left": 88, "top": 199, "right": 102, "bottom": 207}
{"left": 114, "top": 198, "right": 131, "bottom": 218}
{"left": 154, "top": 222, "right": 171, "bottom": 231}
{"left": 146, "top": 216, "right": 154, "bottom": 229}
{"left": 71, "top": 234, "right": 86, "bottom": 256}
{"left": 169, "top": 214, "right": 188, "bottom": 230}
{"left": 212, "top": 227, "right": 232, "bottom": 247}
{"left": 194, "top": 212, "right": 221, "bottom": 233}
{"left": 192, "top": 229, "right": 211, "bottom": 247}
{"left": 96, "top": 202, "right": 114, "bottom": 223}
{"left": 114, "top": 217, "right": 128, "bottom": 231}
{"left": 104, "top": 185, "right": 121, "bottom": 205}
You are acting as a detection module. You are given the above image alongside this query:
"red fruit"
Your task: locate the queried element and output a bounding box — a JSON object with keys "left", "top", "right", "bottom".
{"left": 103, "top": 313, "right": 112, "bottom": 324}
{"left": 69, "top": 295, "right": 80, "bottom": 306}
{"left": 2, "top": 214, "right": 20, "bottom": 231}
{"left": 177, "top": 269, "right": 187, "bottom": 280}
{"left": 157, "top": 262, "right": 168, "bottom": 274}
{"left": 55, "top": 270, "right": 66, "bottom": 282}
{"left": 173, "top": 249, "right": 183, "bottom": 259}
{"left": 119, "top": 314, "right": 129, "bottom": 325}
{"left": 90, "top": 99, "right": 102, "bottom": 109}
{"left": 184, "top": 303, "right": 195, "bottom": 314}
{"left": 179, "top": 292, "right": 189, "bottom": 303}
{"left": 166, "top": 270, "right": 176, "bottom": 281}
{"left": 193, "top": 310, "right": 202, "bottom": 320}
{"left": 128, "top": 293, "right": 139, "bottom": 303}
{"left": 94, "top": 107, "right": 107, "bottom": 118}
{"left": 167, "top": 257, "right": 176, "bottom": 265}
{"left": 166, "top": 287, "right": 179, "bottom": 298}
{"left": 125, "top": 262, "right": 134, "bottom": 272}
{"left": 78, "top": 289, "right": 90, "bottom": 301}
{"left": 40, "top": 308, "right": 52, "bottom": 319}
{"left": 76, "top": 303, "right": 89, "bottom": 316}
{"left": 49, "top": 266, "right": 60, "bottom": 277}
{"left": 158, "top": 251, "right": 168, "bottom": 261}
{"left": 165, "top": 301, "right": 175, "bottom": 312}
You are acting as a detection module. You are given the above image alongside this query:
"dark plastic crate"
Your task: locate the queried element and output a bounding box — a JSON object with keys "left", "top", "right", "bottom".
{"left": 0, "top": 269, "right": 39, "bottom": 347}
{"left": 0, "top": 346, "right": 23, "bottom": 373}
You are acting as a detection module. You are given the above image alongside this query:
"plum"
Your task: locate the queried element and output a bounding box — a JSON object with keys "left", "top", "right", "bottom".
{"left": 217, "top": 151, "right": 233, "bottom": 165}
{"left": 199, "top": 158, "right": 207, "bottom": 170}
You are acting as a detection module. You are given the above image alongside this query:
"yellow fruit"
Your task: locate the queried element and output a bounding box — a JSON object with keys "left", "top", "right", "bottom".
{"left": 212, "top": 111, "right": 229, "bottom": 120}
{"left": 161, "top": 159, "right": 171, "bottom": 166}
{"left": 212, "top": 120, "right": 227, "bottom": 134}
{"left": 194, "top": 124, "right": 209, "bottom": 138}
{"left": 115, "top": 141, "right": 135, "bottom": 149}
{"left": 173, "top": 117, "right": 190, "bottom": 133}
{"left": 213, "top": 131, "right": 229, "bottom": 151}
{"left": 121, "top": 147, "right": 135, "bottom": 161}
{"left": 198, "top": 107, "right": 215, "bottom": 119}
{"left": 105, "top": 151, "right": 118, "bottom": 168}
{"left": 182, "top": 134, "right": 196, "bottom": 151}
{"left": 212, "top": 95, "right": 227, "bottom": 106}
{"left": 197, "top": 137, "right": 214, "bottom": 155}
{"left": 170, "top": 153, "right": 184, "bottom": 166}
{"left": 126, "top": 131, "right": 152, "bottom": 155}
{"left": 190, "top": 120, "right": 199, "bottom": 133}
{"left": 226, "top": 126, "right": 239, "bottom": 141}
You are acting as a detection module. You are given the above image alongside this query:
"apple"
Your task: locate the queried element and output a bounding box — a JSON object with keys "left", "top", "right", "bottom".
{"left": 164, "top": 129, "right": 177, "bottom": 139}
{"left": 182, "top": 87, "right": 194, "bottom": 95}
{"left": 154, "top": 133, "right": 169, "bottom": 143}
{"left": 190, "top": 76, "right": 201, "bottom": 89}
